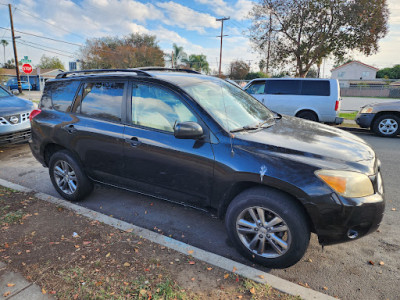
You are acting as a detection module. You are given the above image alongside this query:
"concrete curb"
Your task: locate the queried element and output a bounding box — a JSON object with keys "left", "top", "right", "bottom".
{"left": 0, "top": 178, "right": 336, "bottom": 300}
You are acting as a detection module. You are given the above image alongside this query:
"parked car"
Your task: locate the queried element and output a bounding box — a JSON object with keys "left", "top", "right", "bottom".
{"left": 356, "top": 101, "right": 400, "bottom": 137}
{"left": 29, "top": 68, "right": 384, "bottom": 268}
{"left": 0, "top": 85, "right": 35, "bottom": 145}
{"left": 244, "top": 78, "right": 343, "bottom": 124}
{"left": 7, "top": 79, "right": 32, "bottom": 91}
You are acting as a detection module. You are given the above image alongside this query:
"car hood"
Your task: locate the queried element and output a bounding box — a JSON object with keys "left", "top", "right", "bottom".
{"left": 235, "top": 116, "right": 376, "bottom": 174}
{"left": 0, "top": 96, "right": 34, "bottom": 115}
{"left": 368, "top": 100, "right": 400, "bottom": 111}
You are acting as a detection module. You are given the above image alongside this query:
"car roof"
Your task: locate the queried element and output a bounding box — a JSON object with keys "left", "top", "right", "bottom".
{"left": 48, "top": 68, "right": 219, "bottom": 87}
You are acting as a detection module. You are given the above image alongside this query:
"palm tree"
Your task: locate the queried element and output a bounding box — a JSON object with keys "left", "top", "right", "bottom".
{"left": 1, "top": 39, "right": 8, "bottom": 67}
{"left": 165, "top": 43, "right": 187, "bottom": 68}
{"left": 186, "top": 54, "right": 210, "bottom": 74}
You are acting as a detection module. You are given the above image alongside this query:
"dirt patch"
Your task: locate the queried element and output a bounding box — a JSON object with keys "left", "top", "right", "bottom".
{"left": 0, "top": 187, "right": 299, "bottom": 299}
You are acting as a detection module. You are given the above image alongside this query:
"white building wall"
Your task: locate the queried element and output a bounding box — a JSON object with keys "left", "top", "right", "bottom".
{"left": 331, "top": 62, "right": 377, "bottom": 80}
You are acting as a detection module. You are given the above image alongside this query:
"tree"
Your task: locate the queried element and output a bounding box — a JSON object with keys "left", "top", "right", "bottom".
{"left": 3, "top": 59, "right": 15, "bottom": 69}
{"left": 165, "top": 44, "right": 188, "bottom": 68}
{"left": 37, "top": 55, "right": 65, "bottom": 69}
{"left": 245, "top": 71, "right": 269, "bottom": 80}
{"left": 79, "top": 33, "right": 165, "bottom": 69}
{"left": 1, "top": 39, "right": 8, "bottom": 67}
{"left": 249, "top": 0, "right": 389, "bottom": 77}
{"left": 228, "top": 60, "right": 250, "bottom": 80}
{"left": 185, "top": 54, "right": 210, "bottom": 74}
{"left": 376, "top": 65, "right": 400, "bottom": 79}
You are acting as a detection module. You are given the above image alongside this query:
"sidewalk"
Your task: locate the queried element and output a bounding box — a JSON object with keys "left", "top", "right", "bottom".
{"left": 0, "top": 185, "right": 316, "bottom": 299}
{"left": 0, "top": 262, "right": 52, "bottom": 299}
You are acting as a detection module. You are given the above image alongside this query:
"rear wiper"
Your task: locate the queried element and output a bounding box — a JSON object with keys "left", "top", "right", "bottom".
{"left": 230, "top": 124, "right": 260, "bottom": 133}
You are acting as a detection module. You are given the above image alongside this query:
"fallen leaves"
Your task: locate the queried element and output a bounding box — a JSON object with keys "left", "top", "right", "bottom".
{"left": 258, "top": 275, "right": 264, "bottom": 279}
{"left": 7, "top": 283, "right": 15, "bottom": 287}
{"left": 368, "top": 260, "right": 375, "bottom": 265}
{"left": 249, "top": 287, "right": 256, "bottom": 294}
{"left": 187, "top": 250, "right": 194, "bottom": 255}
{"left": 105, "top": 252, "right": 111, "bottom": 258}
{"left": 123, "top": 262, "right": 130, "bottom": 267}
{"left": 188, "top": 261, "right": 195, "bottom": 265}
{"left": 379, "top": 261, "right": 385, "bottom": 266}
{"left": 3, "top": 291, "right": 11, "bottom": 297}
{"left": 224, "top": 274, "right": 229, "bottom": 279}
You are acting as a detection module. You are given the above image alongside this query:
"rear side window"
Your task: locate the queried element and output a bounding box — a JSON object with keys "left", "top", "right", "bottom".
{"left": 246, "top": 81, "right": 265, "bottom": 94}
{"left": 265, "top": 80, "right": 301, "bottom": 95}
{"left": 301, "top": 81, "right": 330, "bottom": 96}
{"left": 74, "top": 82, "right": 124, "bottom": 122}
{"left": 51, "top": 81, "right": 81, "bottom": 112}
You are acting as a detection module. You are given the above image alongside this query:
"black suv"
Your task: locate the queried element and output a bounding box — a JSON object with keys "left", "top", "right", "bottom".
{"left": 29, "top": 68, "right": 385, "bottom": 268}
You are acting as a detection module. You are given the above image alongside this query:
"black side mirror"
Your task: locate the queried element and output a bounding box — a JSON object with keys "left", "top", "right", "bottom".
{"left": 174, "top": 121, "right": 204, "bottom": 139}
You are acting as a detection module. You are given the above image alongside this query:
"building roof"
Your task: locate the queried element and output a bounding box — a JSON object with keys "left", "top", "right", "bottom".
{"left": 331, "top": 61, "right": 379, "bottom": 72}
{"left": 0, "top": 68, "right": 64, "bottom": 76}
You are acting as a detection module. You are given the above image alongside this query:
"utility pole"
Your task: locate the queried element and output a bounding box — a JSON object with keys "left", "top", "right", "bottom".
{"left": 216, "top": 17, "right": 229, "bottom": 77}
{"left": 8, "top": 4, "right": 22, "bottom": 93}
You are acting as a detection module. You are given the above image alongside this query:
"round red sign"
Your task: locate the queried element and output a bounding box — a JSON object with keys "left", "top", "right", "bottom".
{"left": 22, "top": 63, "right": 33, "bottom": 74}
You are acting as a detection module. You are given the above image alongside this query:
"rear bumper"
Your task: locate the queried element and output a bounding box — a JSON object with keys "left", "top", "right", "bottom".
{"left": 334, "top": 117, "right": 344, "bottom": 125}
{"left": 355, "top": 113, "right": 375, "bottom": 128}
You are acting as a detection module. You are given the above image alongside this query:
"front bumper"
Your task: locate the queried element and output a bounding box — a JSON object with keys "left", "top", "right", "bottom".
{"left": 308, "top": 170, "right": 385, "bottom": 246}
{"left": 355, "top": 113, "right": 375, "bottom": 128}
{"left": 0, "top": 128, "right": 31, "bottom": 145}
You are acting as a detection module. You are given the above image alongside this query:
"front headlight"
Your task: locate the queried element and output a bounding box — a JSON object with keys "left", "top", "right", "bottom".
{"left": 360, "top": 106, "right": 373, "bottom": 114}
{"left": 315, "top": 170, "right": 374, "bottom": 198}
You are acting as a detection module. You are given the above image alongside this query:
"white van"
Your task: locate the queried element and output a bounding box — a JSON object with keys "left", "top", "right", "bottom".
{"left": 244, "top": 78, "right": 343, "bottom": 124}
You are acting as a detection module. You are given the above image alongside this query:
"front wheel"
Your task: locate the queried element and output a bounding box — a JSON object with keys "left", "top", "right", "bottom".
{"left": 225, "top": 187, "right": 310, "bottom": 269}
{"left": 49, "top": 150, "right": 93, "bottom": 201}
{"left": 372, "top": 114, "right": 400, "bottom": 137}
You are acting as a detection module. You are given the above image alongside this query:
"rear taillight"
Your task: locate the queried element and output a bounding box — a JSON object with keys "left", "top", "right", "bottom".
{"left": 335, "top": 100, "right": 340, "bottom": 111}
{"left": 29, "top": 109, "right": 42, "bottom": 121}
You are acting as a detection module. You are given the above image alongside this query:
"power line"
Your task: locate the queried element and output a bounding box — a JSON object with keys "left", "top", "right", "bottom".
{"left": 16, "top": 40, "right": 75, "bottom": 58}
{"left": 0, "top": 26, "right": 82, "bottom": 47}
{"left": 13, "top": 7, "right": 87, "bottom": 41}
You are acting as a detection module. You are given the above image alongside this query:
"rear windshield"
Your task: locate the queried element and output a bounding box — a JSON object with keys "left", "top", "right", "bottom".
{"left": 51, "top": 80, "right": 81, "bottom": 112}
{"left": 265, "top": 80, "right": 330, "bottom": 96}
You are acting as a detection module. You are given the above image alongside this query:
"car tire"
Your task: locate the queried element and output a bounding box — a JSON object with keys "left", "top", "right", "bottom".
{"left": 296, "top": 110, "right": 318, "bottom": 122}
{"left": 372, "top": 114, "right": 400, "bottom": 137}
{"left": 225, "top": 187, "right": 310, "bottom": 269}
{"left": 49, "top": 150, "right": 93, "bottom": 201}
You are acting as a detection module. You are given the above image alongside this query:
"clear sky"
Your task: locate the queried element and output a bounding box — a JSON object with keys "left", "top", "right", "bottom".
{"left": 0, "top": 0, "right": 399, "bottom": 76}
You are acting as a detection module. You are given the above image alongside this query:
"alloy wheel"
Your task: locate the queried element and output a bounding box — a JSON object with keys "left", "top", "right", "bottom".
{"left": 53, "top": 160, "right": 78, "bottom": 195}
{"left": 236, "top": 206, "right": 291, "bottom": 258}
{"left": 378, "top": 118, "right": 398, "bottom": 135}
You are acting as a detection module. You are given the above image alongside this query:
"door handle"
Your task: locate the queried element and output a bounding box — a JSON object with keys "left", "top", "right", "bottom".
{"left": 62, "top": 124, "right": 77, "bottom": 134}
{"left": 125, "top": 137, "right": 141, "bottom": 147}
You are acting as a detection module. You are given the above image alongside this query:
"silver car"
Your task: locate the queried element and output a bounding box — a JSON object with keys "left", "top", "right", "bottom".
{"left": 0, "top": 86, "right": 35, "bottom": 145}
{"left": 356, "top": 101, "right": 400, "bottom": 137}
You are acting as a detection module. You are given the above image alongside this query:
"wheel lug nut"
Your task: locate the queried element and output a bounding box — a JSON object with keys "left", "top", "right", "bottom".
{"left": 254, "top": 228, "right": 258, "bottom": 231}
{"left": 259, "top": 234, "right": 263, "bottom": 238}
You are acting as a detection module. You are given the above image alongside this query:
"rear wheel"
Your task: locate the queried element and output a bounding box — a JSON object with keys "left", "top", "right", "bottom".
{"left": 296, "top": 110, "right": 318, "bottom": 122}
{"left": 225, "top": 187, "right": 310, "bottom": 269}
{"left": 372, "top": 114, "right": 400, "bottom": 137}
{"left": 49, "top": 150, "right": 93, "bottom": 201}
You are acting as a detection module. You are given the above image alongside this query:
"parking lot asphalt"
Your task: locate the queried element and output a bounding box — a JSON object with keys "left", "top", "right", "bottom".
{"left": 0, "top": 131, "right": 399, "bottom": 300}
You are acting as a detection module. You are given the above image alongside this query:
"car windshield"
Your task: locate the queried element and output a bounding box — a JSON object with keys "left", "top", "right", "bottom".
{"left": 0, "top": 86, "right": 10, "bottom": 98}
{"left": 181, "top": 78, "right": 275, "bottom": 132}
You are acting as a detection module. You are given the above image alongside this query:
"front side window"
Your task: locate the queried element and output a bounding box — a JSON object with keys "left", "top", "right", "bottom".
{"left": 74, "top": 81, "right": 124, "bottom": 122}
{"left": 131, "top": 83, "right": 197, "bottom": 132}
{"left": 51, "top": 80, "right": 81, "bottom": 112}
{"left": 246, "top": 81, "right": 265, "bottom": 94}
{"left": 265, "top": 80, "right": 301, "bottom": 95}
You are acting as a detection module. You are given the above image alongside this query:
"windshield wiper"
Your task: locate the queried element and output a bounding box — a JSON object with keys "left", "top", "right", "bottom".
{"left": 230, "top": 124, "right": 260, "bottom": 133}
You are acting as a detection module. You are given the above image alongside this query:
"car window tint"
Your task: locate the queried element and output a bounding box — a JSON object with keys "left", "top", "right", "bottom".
{"left": 79, "top": 82, "right": 124, "bottom": 122}
{"left": 131, "top": 83, "right": 197, "bottom": 132}
{"left": 301, "top": 80, "right": 330, "bottom": 96}
{"left": 51, "top": 80, "right": 81, "bottom": 112}
{"left": 265, "top": 80, "right": 301, "bottom": 95}
{"left": 246, "top": 82, "right": 265, "bottom": 94}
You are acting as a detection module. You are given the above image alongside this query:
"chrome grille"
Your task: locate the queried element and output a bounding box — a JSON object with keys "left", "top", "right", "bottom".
{"left": 0, "top": 112, "right": 30, "bottom": 125}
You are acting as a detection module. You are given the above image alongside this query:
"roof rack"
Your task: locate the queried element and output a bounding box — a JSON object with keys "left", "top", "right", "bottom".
{"left": 135, "top": 67, "right": 201, "bottom": 74}
{"left": 55, "top": 69, "right": 152, "bottom": 79}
